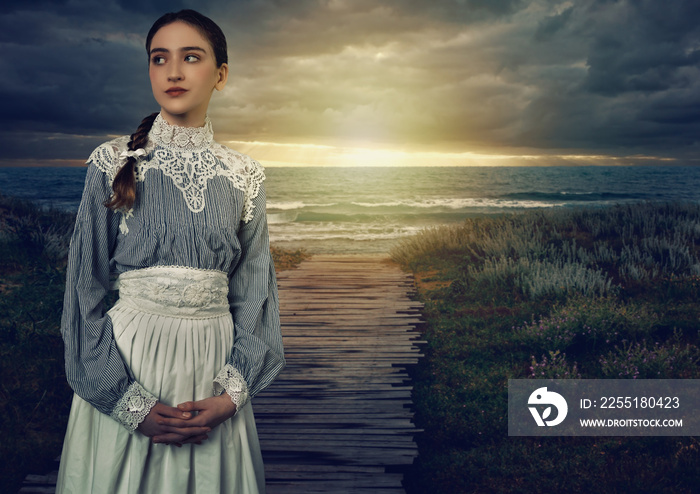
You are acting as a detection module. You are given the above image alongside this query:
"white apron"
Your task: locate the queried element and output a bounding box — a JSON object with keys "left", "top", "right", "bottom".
{"left": 56, "top": 267, "right": 266, "bottom": 494}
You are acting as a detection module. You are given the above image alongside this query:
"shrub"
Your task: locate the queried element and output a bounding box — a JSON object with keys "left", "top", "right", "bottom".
{"left": 599, "top": 332, "right": 700, "bottom": 379}
{"left": 516, "top": 297, "right": 660, "bottom": 353}
{"left": 529, "top": 350, "right": 581, "bottom": 379}
{"left": 0, "top": 194, "right": 75, "bottom": 264}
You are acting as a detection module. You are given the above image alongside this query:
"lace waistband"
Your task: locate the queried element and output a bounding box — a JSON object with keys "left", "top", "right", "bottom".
{"left": 116, "top": 266, "right": 230, "bottom": 319}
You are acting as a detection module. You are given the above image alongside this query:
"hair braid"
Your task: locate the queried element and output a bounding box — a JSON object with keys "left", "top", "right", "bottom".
{"left": 105, "top": 112, "right": 159, "bottom": 211}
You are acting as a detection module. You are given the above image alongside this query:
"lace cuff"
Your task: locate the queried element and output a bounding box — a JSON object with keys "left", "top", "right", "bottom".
{"left": 109, "top": 382, "right": 158, "bottom": 433}
{"left": 213, "top": 364, "right": 250, "bottom": 412}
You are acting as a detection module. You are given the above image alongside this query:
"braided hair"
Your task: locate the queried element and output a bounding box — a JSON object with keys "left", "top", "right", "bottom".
{"left": 104, "top": 112, "right": 158, "bottom": 211}
{"left": 105, "top": 10, "right": 228, "bottom": 211}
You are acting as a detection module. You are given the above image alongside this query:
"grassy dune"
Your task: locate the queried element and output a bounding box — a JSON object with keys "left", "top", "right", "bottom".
{"left": 4, "top": 195, "right": 699, "bottom": 493}
{"left": 0, "top": 194, "right": 308, "bottom": 493}
{"left": 391, "top": 203, "right": 700, "bottom": 493}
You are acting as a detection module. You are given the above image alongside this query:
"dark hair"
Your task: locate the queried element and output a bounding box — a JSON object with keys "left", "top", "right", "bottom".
{"left": 146, "top": 9, "right": 228, "bottom": 68}
{"left": 106, "top": 10, "right": 227, "bottom": 211}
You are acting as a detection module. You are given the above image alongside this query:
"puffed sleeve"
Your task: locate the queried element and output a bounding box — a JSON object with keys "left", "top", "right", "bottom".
{"left": 61, "top": 143, "right": 157, "bottom": 433}
{"left": 213, "top": 160, "right": 285, "bottom": 410}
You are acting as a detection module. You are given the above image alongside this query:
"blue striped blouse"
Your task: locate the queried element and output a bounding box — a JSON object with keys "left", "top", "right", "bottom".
{"left": 60, "top": 114, "right": 285, "bottom": 431}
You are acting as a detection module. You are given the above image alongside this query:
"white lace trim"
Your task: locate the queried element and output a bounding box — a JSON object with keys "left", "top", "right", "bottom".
{"left": 87, "top": 116, "right": 265, "bottom": 222}
{"left": 110, "top": 381, "right": 158, "bottom": 433}
{"left": 87, "top": 136, "right": 130, "bottom": 185}
{"left": 213, "top": 364, "right": 250, "bottom": 412}
{"left": 119, "top": 208, "right": 134, "bottom": 235}
{"left": 150, "top": 113, "right": 214, "bottom": 150}
{"left": 117, "top": 266, "right": 230, "bottom": 318}
{"left": 233, "top": 155, "right": 266, "bottom": 224}
{"left": 121, "top": 265, "right": 226, "bottom": 275}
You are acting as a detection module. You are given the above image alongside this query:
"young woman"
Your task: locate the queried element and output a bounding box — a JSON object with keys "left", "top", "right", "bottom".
{"left": 56, "top": 9, "right": 284, "bottom": 493}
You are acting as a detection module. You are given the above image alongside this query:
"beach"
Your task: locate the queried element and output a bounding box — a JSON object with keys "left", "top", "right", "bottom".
{"left": 3, "top": 190, "right": 700, "bottom": 493}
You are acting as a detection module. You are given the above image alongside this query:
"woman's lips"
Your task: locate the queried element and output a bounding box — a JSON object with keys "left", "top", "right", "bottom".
{"left": 166, "top": 87, "right": 188, "bottom": 97}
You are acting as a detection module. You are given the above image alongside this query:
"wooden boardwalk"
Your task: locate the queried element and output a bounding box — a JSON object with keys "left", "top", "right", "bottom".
{"left": 257, "top": 255, "right": 424, "bottom": 493}
{"left": 20, "top": 255, "right": 424, "bottom": 494}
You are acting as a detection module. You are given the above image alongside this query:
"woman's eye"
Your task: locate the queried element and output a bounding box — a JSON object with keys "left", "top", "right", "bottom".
{"left": 185, "top": 54, "right": 200, "bottom": 62}
{"left": 151, "top": 56, "right": 165, "bottom": 65}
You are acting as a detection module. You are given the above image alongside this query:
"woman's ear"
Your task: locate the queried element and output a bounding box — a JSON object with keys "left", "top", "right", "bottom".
{"left": 215, "top": 63, "right": 228, "bottom": 91}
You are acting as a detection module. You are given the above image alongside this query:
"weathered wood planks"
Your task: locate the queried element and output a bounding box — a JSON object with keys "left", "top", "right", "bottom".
{"left": 256, "top": 255, "right": 424, "bottom": 494}
{"left": 19, "top": 255, "right": 424, "bottom": 494}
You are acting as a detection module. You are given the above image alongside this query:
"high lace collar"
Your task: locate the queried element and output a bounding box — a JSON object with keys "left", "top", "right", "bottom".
{"left": 148, "top": 113, "right": 214, "bottom": 150}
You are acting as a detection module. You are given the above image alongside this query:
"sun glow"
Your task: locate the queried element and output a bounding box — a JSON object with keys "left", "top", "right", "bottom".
{"left": 226, "top": 140, "right": 499, "bottom": 166}
{"left": 224, "top": 140, "right": 678, "bottom": 167}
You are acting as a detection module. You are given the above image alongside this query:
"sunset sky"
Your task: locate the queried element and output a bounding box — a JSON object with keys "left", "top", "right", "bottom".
{"left": 1, "top": 0, "right": 699, "bottom": 167}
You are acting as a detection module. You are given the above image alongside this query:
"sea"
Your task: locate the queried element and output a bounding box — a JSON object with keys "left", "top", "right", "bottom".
{"left": 2, "top": 166, "right": 700, "bottom": 254}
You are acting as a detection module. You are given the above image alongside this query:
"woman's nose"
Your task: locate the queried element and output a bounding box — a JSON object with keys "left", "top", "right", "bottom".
{"left": 168, "top": 61, "right": 184, "bottom": 81}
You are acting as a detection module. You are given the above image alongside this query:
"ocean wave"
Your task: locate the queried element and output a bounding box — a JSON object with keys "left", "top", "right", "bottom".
{"left": 266, "top": 195, "right": 641, "bottom": 217}
{"left": 267, "top": 201, "right": 337, "bottom": 210}
{"left": 268, "top": 210, "right": 473, "bottom": 224}
{"left": 267, "top": 211, "right": 298, "bottom": 224}
{"left": 502, "top": 191, "right": 639, "bottom": 202}
{"left": 350, "top": 198, "right": 568, "bottom": 209}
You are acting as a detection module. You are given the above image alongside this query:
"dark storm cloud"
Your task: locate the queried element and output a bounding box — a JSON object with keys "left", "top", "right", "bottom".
{"left": 115, "top": 0, "right": 189, "bottom": 15}
{"left": 1, "top": 0, "right": 700, "bottom": 164}
{"left": 582, "top": 1, "right": 700, "bottom": 96}
{"left": 388, "top": 0, "right": 525, "bottom": 22}
{"left": 0, "top": 3, "right": 155, "bottom": 138}
{"left": 516, "top": 0, "right": 700, "bottom": 154}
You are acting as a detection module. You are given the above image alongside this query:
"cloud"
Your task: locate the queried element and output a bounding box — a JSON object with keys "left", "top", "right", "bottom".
{"left": 0, "top": 4, "right": 156, "bottom": 136}
{"left": 1, "top": 0, "right": 699, "bottom": 165}
{"left": 581, "top": 1, "right": 700, "bottom": 96}
{"left": 515, "top": 0, "right": 700, "bottom": 153}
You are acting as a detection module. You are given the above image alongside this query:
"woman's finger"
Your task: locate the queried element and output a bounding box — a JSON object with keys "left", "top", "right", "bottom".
{"left": 157, "top": 424, "right": 211, "bottom": 435}
{"left": 176, "top": 401, "right": 198, "bottom": 412}
{"left": 158, "top": 415, "right": 209, "bottom": 428}
{"left": 157, "top": 404, "right": 193, "bottom": 419}
{"left": 157, "top": 417, "right": 191, "bottom": 428}
{"left": 177, "top": 397, "right": 218, "bottom": 412}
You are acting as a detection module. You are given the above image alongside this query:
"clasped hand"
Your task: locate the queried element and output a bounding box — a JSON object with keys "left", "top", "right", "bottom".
{"left": 137, "top": 393, "right": 238, "bottom": 446}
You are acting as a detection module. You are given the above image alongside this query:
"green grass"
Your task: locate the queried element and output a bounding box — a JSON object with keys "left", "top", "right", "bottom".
{"left": 0, "top": 194, "right": 308, "bottom": 493}
{"left": 0, "top": 195, "right": 75, "bottom": 492}
{"left": 391, "top": 203, "right": 700, "bottom": 494}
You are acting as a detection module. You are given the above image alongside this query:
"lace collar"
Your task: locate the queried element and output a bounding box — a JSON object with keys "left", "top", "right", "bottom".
{"left": 148, "top": 113, "right": 214, "bottom": 150}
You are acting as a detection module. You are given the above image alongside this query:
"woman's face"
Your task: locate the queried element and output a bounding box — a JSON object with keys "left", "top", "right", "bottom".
{"left": 148, "top": 21, "right": 228, "bottom": 127}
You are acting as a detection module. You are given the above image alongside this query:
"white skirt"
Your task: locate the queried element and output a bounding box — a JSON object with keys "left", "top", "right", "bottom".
{"left": 56, "top": 267, "right": 266, "bottom": 494}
